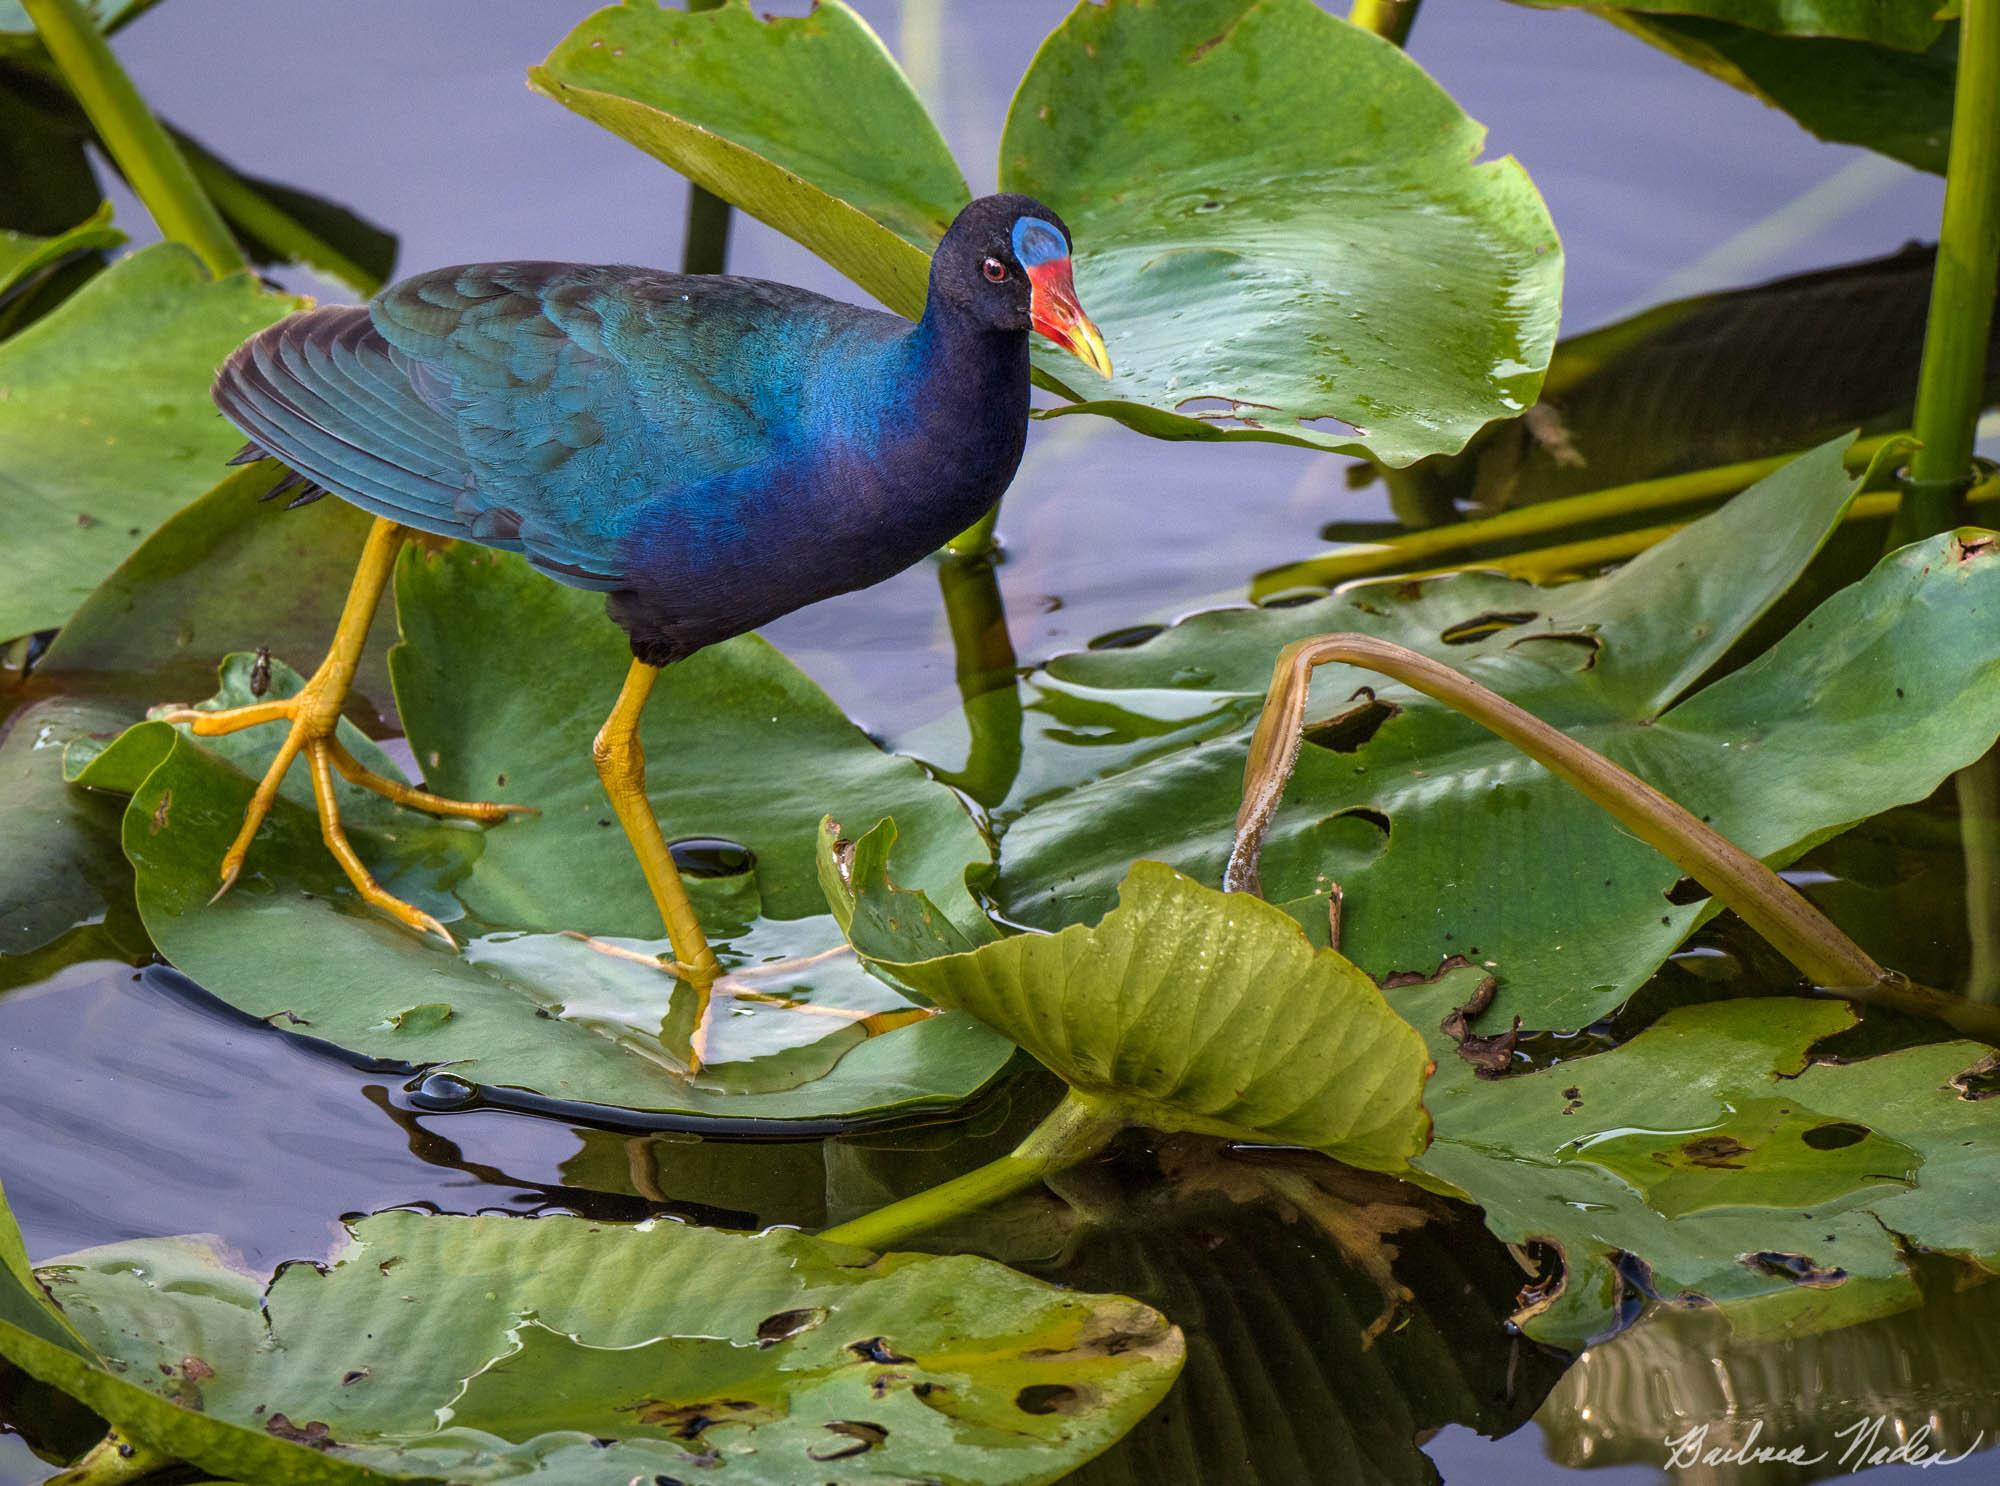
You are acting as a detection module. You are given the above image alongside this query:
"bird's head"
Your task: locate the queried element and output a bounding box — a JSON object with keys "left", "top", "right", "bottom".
{"left": 931, "top": 193, "right": 1112, "bottom": 379}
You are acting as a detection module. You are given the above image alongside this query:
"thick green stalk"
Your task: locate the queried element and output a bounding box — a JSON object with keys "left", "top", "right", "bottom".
{"left": 678, "top": 0, "right": 732, "bottom": 275}
{"left": 945, "top": 501, "right": 1003, "bottom": 559}
{"left": 23, "top": 0, "right": 243, "bottom": 278}
{"left": 819, "top": 1091, "right": 1125, "bottom": 1250}
{"left": 1899, "top": 0, "right": 2000, "bottom": 538}
{"left": 180, "top": 148, "right": 381, "bottom": 294}
{"left": 933, "top": 550, "right": 1024, "bottom": 808}
{"left": 1348, "top": 0, "right": 1420, "bottom": 46}
{"left": 1251, "top": 433, "right": 1901, "bottom": 600}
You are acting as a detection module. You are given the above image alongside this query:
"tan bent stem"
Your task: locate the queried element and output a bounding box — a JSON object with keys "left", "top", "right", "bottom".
{"left": 1228, "top": 633, "right": 1887, "bottom": 995}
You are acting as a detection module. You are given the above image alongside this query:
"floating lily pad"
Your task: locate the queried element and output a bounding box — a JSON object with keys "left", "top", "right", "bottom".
{"left": 535, "top": 0, "right": 1562, "bottom": 467}
{"left": 0, "top": 1196, "right": 1183, "bottom": 1484}
{"left": 827, "top": 821, "right": 1438, "bottom": 1176}
{"left": 1512, "top": 0, "right": 1948, "bottom": 49}
{"left": 1398, "top": 980, "right": 2000, "bottom": 1349}
{"left": 69, "top": 544, "right": 1015, "bottom": 1123}
{"left": 0, "top": 242, "right": 302, "bottom": 641}
{"left": 993, "top": 438, "right": 2000, "bottom": 1030}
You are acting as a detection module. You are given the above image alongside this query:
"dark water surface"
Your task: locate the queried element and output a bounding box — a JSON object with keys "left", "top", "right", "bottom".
{"left": 0, "top": 3, "right": 1982, "bottom": 1483}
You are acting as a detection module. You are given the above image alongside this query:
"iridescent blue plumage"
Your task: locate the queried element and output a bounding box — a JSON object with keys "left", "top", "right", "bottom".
{"left": 213, "top": 196, "right": 1087, "bottom": 665}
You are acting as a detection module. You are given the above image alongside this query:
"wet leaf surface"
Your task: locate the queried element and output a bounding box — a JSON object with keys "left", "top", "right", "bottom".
{"left": 828, "top": 820, "right": 1439, "bottom": 1175}
{"left": 68, "top": 546, "right": 1015, "bottom": 1123}
{"left": 0, "top": 243, "right": 302, "bottom": 642}
{"left": 992, "top": 440, "right": 2000, "bottom": 1029}
{"left": 536, "top": 0, "right": 1563, "bottom": 468}
{"left": 1399, "top": 983, "right": 2000, "bottom": 1349}
{"left": 0, "top": 1200, "right": 1182, "bottom": 1484}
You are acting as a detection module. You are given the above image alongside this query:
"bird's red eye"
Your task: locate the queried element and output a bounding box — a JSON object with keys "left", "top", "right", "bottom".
{"left": 982, "top": 257, "right": 1008, "bottom": 283}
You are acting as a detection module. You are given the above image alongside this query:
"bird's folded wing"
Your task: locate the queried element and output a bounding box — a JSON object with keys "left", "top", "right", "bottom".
{"left": 213, "top": 263, "right": 779, "bottom": 591}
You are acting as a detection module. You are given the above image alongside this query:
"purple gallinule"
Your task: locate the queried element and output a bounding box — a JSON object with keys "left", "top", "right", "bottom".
{"left": 162, "top": 194, "right": 1108, "bottom": 1056}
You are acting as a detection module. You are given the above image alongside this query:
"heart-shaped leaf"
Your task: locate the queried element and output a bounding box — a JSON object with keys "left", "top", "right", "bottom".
{"left": 531, "top": 0, "right": 966, "bottom": 320}
{"left": 0, "top": 243, "right": 302, "bottom": 641}
{"left": 1398, "top": 977, "right": 2000, "bottom": 1349}
{"left": 0, "top": 1198, "right": 1183, "bottom": 1484}
{"left": 534, "top": 0, "right": 1563, "bottom": 467}
{"left": 69, "top": 544, "right": 1015, "bottom": 1123}
{"left": 991, "top": 438, "right": 2000, "bottom": 1030}
{"left": 828, "top": 821, "right": 1439, "bottom": 1176}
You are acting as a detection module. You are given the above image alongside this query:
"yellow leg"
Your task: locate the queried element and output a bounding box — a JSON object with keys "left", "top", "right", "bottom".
{"left": 155, "top": 516, "right": 530, "bottom": 945}
{"left": 592, "top": 659, "right": 727, "bottom": 1065}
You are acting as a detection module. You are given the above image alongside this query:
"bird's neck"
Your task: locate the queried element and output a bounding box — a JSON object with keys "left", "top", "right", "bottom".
{"left": 891, "top": 293, "right": 1031, "bottom": 514}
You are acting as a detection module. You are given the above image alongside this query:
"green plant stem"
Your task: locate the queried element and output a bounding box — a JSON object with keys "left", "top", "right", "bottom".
{"left": 819, "top": 1090, "right": 1126, "bottom": 1249}
{"left": 1899, "top": 0, "right": 2000, "bottom": 541}
{"left": 933, "top": 550, "right": 1024, "bottom": 807}
{"left": 1348, "top": 0, "right": 1420, "bottom": 46}
{"left": 1250, "top": 433, "right": 1902, "bottom": 599}
{"left": 679, "top": 0, "right": 732, "bottom": 275}
{"left": 22, "top": 0, "right": 243, "bottom": 279}
{"left": 49, "top": 1432, "right": 173, "bottom": 1486}
{"left": 1961, "top": 747, "right": 2000, "bottom": 1003}
{"left": 945, "top": 500, "right": 1003, "bottom": 559}
{"left": 177, "top": 147, "right": 380, "bottom": 294}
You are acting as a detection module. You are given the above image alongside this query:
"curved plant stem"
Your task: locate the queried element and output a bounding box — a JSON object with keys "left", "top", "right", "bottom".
{"left": 22, "top": 0, "right": 243, "bottom": 279}
{"left": 49, "top": 1431, "right": 173, "bottom": 1486}
{"left": 1228, "top": 634, "right": 1885, "bottom": 991}
{"left": 1251, "top": 433, "right": 1904, "bottom": 599}
{"left": 1897, "top": 0, "right": 2000, "bottom": 541}
{"left": 945, "top": 500, "right": 1003, "bottom": 559}
{"left": 1348, "top": 0, "right": 1421, "bottom": 47}
{"left": 819, "top": 1090, "right": 1125, "bottom": 1250}
{"left": 179, "top": 145, "right": 381, "bottom": 295}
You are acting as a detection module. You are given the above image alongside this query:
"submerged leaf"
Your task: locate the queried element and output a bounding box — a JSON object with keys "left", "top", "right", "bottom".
{"left": 1400, "top": 983, "right": 2000, "bottom": 1348}
{"left": 0, "top": 243, "right": 303, "bottom": 642}
{"left": 993, "top": 439, "right": 2000, "bottom": 1029}
{"left": 1, "top": 1207, "right": 1183, "bottom": 1484}
{"left": 833, "top": 823, "right": 1439, "bottom": 1176}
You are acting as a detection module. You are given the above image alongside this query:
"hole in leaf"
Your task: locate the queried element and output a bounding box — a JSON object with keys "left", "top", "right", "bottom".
{"left": 1302, "top": 692, "right": 1400, "bottom": 754}
{"left": 1016, "top": 1383, "right": 1088, "bottom": 1415}
{"left": 1334, "top": 806, "right": 1391, "bottom": 837}
{"left": 1086, "top": 624, "right": 1165, "bottom": 651}
{"left": 807, "top": 1421, "right": 888, "bottom": 1461}
{"left": 847, "top": 1336, "right": 913, "bottom": 1365}
{"left": 668, "top": 837, "right": 755, "bottom": 878}
{"left": 755, "top": 1307, "right": 827, "bottom": 1347}
{"left": 1510, "top": 630, "right": 1602, "bottom": 669}
{"left": 1665, "top": 877, "right": 1711, "bottom": 906}
{"left": 1440, "top": 611, "right": 1540, "bottom": 644}
{"left": 1801, "top": 1121, "right": 1871, "bottom": 1150}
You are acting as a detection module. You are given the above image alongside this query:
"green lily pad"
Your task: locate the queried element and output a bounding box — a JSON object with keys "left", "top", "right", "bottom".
{"left": 535, "top": 0, "right": 1562, "bottom": 468}
{"left": 1518, "top": 2, "right": 1957, "bottom": 173}
{"left": 69, "top": 543, "right": 1016, "bottom": 1123}
{"left": 827, "top": 821, "right": 1438, "bottom": 1176}
{"left": 0, "top": 201, "right": 120, "bottom": 306}
{"left": 0, "top": 242, "right": 302, "bottom": 642}
{"left": 1398, "top": 979, "right": 2000, "bottom": 1349}
{"left": 993, "top": 438, "right": 2000, "bottom": 1030}
{"left": 532, "top": 0, "right": 965, "bottom": 321}
{"left": 0, "top": 1200, "right": 1183, "bottom": 1484}
{"left": 1002, "top": 0, "right": 1562, "bottom": 466}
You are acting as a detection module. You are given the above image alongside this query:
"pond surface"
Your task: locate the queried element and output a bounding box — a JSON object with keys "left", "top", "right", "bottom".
{"left": 0, "top": 3, "right": 1987, "bottom": 1483}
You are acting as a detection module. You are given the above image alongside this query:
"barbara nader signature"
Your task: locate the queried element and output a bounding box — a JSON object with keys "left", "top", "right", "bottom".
{"left": 1666, "top": 1418, "right": 1987, "bottom": 1473}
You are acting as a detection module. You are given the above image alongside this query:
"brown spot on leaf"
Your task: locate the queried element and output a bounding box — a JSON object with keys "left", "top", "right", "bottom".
{"left": 629, "top": 1397, "right": 774, "bottom": 1439}
{"left": 148, "top": 790, "right": 172, "bottom": 835}
{"left": 1438, "top": 975, "right": 1519, "bottom": 1078}
{"left": 1743, "top": 1250, "right": 1847, "bottom": 1286}
{"left": 264, "top": 1413, "right": 335, "bottom": 1448}
{"left": 1676, "top": 1135, "right": 1750, "bottom": 1169}
{"left": 1952, "top": 1051, "right": 2000, "bottom": 1100}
